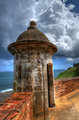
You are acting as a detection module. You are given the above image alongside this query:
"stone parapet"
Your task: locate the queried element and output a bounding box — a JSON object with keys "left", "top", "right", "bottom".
{"left": 0, "top": 92, "right": 33, "bottom": 120}
{"left": 54, "top": 77, "right": 79, "bottom": 98}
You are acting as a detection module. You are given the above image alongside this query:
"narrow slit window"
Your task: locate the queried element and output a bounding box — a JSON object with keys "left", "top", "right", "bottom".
{"left": 47, "top": 63, "right": 54, "bottom": 107}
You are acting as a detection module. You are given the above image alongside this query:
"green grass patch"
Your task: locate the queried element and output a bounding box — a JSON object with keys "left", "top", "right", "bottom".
{"left": 55, "top": 67, "right": 79, "bottom": 80}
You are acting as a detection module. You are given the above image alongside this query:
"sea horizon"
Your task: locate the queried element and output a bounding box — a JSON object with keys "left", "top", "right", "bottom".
{"left": 0, "top": 70, "right": 65, "bottom": 93}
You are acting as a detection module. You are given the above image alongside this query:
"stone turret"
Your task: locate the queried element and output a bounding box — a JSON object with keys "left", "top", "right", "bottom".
{"left": 73, "top": 63, "right": 79, "bottom": 67}
{"left": 8, "top": 21, "right": 57, "bottom": 120}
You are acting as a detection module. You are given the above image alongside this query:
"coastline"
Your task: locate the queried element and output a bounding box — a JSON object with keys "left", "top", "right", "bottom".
{"left": 0, "top": 91, "right": 13, "bottom": 102}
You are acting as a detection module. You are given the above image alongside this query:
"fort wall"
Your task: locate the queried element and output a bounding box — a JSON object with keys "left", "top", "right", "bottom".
{"left": 73, "top": 63, "right": 79, "bottom": 67}
{"left": 54, "top": 77, "right": 79, "bottom": 98}
{"left": 0, "top": 92, "right": 33, "bottom": 120}
{"left": 0, "top": 77, "right": 79, "bottom": 120}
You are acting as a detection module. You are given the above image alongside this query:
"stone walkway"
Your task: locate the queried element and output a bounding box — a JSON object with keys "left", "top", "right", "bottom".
{"left": 49, "top": 89, "right": 79, "bottom": 120}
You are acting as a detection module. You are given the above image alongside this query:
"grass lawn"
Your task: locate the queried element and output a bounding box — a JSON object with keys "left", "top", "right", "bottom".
{"left": 55, "top": 67, "right": 79, "bottom": 80}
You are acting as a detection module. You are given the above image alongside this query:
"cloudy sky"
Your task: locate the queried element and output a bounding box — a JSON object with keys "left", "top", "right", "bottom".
{"left": 0, "top": 0, "right": 79, "bottom": 71}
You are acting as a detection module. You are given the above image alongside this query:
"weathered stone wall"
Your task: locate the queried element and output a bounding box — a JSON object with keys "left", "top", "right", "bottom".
{"left": 0, "top": 92, "right": 33, "bottom": 120}
{"left": 54, "top": 77, "right": 79, "bottom": 98}
{"left": 73, "top": 63, "right": 79, "bottom": 67}
{"left": 13, "top": 50, "right": 54, "bottom": 120}
{"left": 13, "top": 51, "right": 53, "bottom": 92}
{"left": 8, "top": 21, "right": 57, "bottom": 120}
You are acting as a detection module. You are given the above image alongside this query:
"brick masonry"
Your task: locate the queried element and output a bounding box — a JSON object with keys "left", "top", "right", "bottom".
{"left": 0, "top": 77, "right": 79, "bottom": 120}
{"left": 54, "top": 77, "right": 79, "bottom": 98}
{"left": 0, "top": 92, "right": 33, "bottom": 120}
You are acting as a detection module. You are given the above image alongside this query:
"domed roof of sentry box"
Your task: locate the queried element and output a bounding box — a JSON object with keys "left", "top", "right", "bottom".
{"left": 16, "top": 21, "right": 50, "bottom": 43}
{"left": 8, "top": 21, "right": 57, "bottom": 55}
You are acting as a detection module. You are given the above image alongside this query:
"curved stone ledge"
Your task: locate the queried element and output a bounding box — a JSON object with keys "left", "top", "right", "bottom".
{"left": 8, "top": 40, "right": 57, "bottom": 55}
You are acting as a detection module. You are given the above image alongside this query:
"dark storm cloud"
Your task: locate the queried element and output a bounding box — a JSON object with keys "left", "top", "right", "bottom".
{"left": 0, "top": 0, "right": 35, "bottom": 60}
{"left": 0, "top": 0, "right": 79, "bottom": 63}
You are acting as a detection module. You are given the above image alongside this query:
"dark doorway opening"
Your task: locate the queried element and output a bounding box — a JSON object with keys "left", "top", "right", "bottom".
{"left": 47, "top": 63, "right": 55, "bottom": 107}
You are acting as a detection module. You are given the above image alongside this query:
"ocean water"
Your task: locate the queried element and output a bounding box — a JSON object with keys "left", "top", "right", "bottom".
{"left": 0, "top": 70, "right": 65, "bottom": 93}
{"left": 54, "top": 70, "right": 65, "bottom": 79}
{"left": 0, "top": 72, "right": 13, "bottom": 93}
